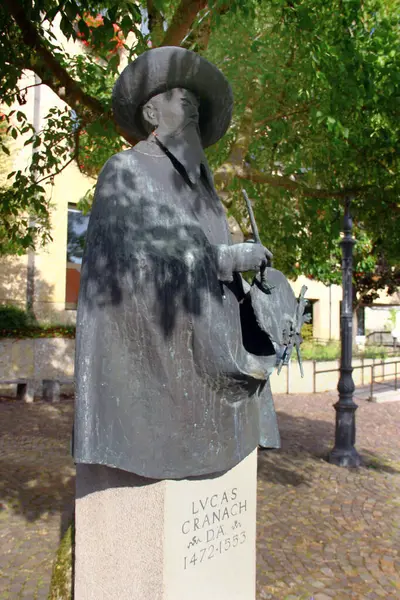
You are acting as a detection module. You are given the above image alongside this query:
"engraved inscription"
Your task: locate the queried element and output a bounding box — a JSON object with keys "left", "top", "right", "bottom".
{"left": 181, "top": 487, "right": 248, "bottom": 569}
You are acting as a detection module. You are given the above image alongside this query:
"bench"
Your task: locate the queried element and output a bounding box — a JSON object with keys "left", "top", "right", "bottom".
{"left": 0, "top": 378, "right": 74, "bottom": 402}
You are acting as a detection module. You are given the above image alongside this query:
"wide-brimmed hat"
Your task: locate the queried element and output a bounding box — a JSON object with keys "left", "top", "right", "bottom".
{"left": 112, "top": 47, "right": 233, "bottom": 148}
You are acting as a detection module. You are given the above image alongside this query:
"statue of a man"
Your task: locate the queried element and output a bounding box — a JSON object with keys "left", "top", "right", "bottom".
{"left": 73, "top": 47, "right": 289, "bottom": 479}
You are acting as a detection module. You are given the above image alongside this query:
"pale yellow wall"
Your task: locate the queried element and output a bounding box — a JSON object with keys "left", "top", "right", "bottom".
{"left": 365, "top": 305, "right": 400, "bottom": 333}
{"left": 0, "top": 69, "right": 94, "bottom": 322}
{"left": 22, "top": 41, "right": 95, "bottom": 320}
{"left": 290, "top": 275, "right": 342, "bottom": 340}
{"left": 0, "top": 71, "right": 36, "bottom": 311}
{"left": 373, "top": 287, "right": 400, "bottom": 305}
{"left": 34, "top": 161, "right": 94, "bottom": 322}
{"left": 9, "top": 71, "right": 37, "bottom": 174}
{"left": 0, "top": 18, "right": 136, "bottom": 322}
{"left": 0, "top": 255, "right": 29, "bottom": 308}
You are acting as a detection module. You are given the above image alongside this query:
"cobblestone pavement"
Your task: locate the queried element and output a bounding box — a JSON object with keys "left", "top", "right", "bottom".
{"left": 0, "top": 397, "right": 75, "bottom": 599}
{"left": 257, "top": 392, "right": 400, "bottom": 600}
{"left": 0, "top": 391, "right": 399, "bottom": 599}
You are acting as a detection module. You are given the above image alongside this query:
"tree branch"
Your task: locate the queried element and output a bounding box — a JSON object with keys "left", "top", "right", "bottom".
{"left": 180, "top": 2, "right": 233, "bottom": 53}
{"left": 255, "top": 104, "right": 312, "bottom": 129}
{"left": 229, "top": 163, "right": 370, "bottom": 199}
{"left": 214, "top": 94, "right": 260, "bottom": 196}
{"left": 3, "top": 0, "right": 106, "bottom": 119}
{"left": 347, "top": 138, "right": 396, "bottom": 177}
{"left": 147, "top": 0, "right": 164, "bottom": 46}
{"left": 34, "top": 122, "right": 82, "bottom": 186}
{"left": 160, "top": 0, "right": 207, "bottom": 46}
{"left": 2, "top": 82, "right": 44, "bottom": 106}
{"left": 182, "top": 10, "right": 212, "bottom": 52}
{"left": 35, "top": 152, "right": 78, "bottom": 185}
{"left": 214, "top": 45, "right": 301, "bottom": 196}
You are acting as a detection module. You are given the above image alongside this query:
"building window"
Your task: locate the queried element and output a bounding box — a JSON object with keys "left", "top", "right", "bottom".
{"left": 302, "top": 299, "right": 314, "bottom": 339}
{"left": 356, "top": 306, "right": 365, "bottom": 336}
{"left": 304, "top": 299, "right": 314, "bottom": 326}
{"left": 66, "top": 204, "right": 89, "bottom": 308}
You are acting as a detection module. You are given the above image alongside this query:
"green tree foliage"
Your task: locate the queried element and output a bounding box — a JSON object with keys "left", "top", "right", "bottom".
{"left": 0, "top": 0, "right": 399, "bottom": 304}
{"left": 206, "top": 0, "right": 400, "bottom": 304}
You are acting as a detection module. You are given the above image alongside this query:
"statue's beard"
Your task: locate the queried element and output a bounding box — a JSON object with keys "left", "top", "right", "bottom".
{"left": 154, "top": 122, "right": 206, "bottom": 185}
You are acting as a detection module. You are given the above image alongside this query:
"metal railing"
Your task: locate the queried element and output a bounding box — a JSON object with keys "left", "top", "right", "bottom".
{"left": 312, "top": 357, "right": 400, "bottom": 397}
{"left": 369, "top": 360, "right": 399, "bottom": 399}
{"left": 366, "top": 330, "right": 396, "bottom": 347}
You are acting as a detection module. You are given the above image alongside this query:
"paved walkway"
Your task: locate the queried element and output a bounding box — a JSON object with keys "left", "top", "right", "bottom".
{"left": 0, "top": 391, "right": 399, "bottom": 599}
{"left": 0, "top": 398, "right": 75, "bottom": 599}
{"left": 354, "top": 378, "right": 400, "bottom": 402}
{"left": 256, "top": 392, "right": 400, "bottom": 600}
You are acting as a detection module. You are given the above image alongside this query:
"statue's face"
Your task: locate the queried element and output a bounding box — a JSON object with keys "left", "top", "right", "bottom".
{"left": 143, "top": 88, "right": 199, "bottom": 135}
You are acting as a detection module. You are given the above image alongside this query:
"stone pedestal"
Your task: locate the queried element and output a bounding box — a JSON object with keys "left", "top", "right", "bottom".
{"left": 75, "top": 449, "right": 257, "bottom": 600}
{"left": 16, "top": 380, "right": 34, "bottom": 403}
{"left": 42, "top": 379, "right": 60, "bottom": 402}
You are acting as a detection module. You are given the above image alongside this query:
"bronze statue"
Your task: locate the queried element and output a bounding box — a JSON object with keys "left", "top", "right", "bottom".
{"left": 73, "top": 47, "right": 304, "bottom": 479}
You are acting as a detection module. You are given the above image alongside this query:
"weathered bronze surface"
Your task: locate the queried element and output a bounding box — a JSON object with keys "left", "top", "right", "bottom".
{"left": 73, "top": 47, "right": 301, "bottom": 479}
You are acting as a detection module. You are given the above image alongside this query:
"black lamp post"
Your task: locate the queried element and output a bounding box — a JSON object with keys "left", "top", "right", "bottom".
{"left": 328, "top": 195, "right": 361, "bottom": 467}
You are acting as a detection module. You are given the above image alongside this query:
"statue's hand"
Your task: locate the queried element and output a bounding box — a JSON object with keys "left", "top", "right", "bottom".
{"left": 214, "top": 243, "right": 272, "bottom": 281}
{"left": 229, "top": 242, "right": 273, "bottom": 273}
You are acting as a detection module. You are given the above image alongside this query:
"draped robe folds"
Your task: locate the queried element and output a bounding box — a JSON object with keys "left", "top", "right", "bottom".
{"left": 73, "top": 140, "right": 280, "bottom": 479}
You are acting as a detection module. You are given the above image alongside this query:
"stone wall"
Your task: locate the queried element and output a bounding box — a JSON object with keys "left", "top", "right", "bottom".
{"left": 0, "top": 338, "right": 74, "bottom": 391}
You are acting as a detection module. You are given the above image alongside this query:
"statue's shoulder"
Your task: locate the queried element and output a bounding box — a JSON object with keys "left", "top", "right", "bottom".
{"left": 101, "top": 147, "right": 141, "bottom": 172}
{"left": 101, "top": 141, "right": 163, "bottom": 173}
{"left": 97, "top": 142, "right": 165, "bottom": 189}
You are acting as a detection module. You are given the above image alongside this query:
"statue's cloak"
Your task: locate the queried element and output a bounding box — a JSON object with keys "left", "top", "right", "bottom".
{"left": 73, "top": 141, "right": 279, "bottom": 479}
